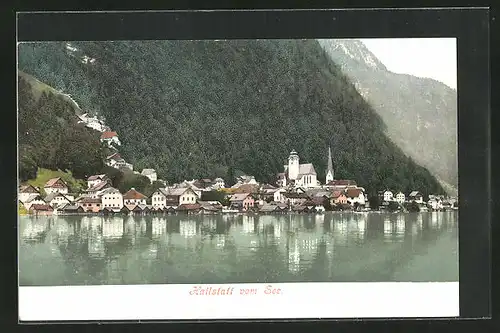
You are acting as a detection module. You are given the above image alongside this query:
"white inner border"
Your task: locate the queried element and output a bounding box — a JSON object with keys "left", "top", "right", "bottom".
{"left": 19, "top": 282, "right": 459, "bottom": 321}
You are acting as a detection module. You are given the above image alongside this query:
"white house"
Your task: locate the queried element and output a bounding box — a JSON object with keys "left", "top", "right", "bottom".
{"left": 123, "top": 188, "right": 147, "bottom": 206}
{"left": 409, "top": 191, "right": 424, "bottom": 203}
{"left": 383, "top": 190, "right": 394, "bottom": 202}
{"left": 21, "top": 194, "right": 46, "bottom": 210}
{"left": 273, "top": 188, "right": 287, "bottom": 203}
{"left": 44, "top": 192, "right": 72, "bottom": 208}
{"left": 85, "top": 181, "right": 111, "bottom": 198}
{"left": 346, "top": 188, "right": 366, "bottom": 206}
{"left": 151, "top": 188, "right": 169, "bottom": 209}
{"left": 428, "top": 198, "right": 443, "bottom": 211}
{"left": 395, "top": 192, "right": 406, "bottom": 204}
{"left": 141, "top": 169, "right": 157, "bottom": 184}
{"left": 279, "top": 150, "right": 318, "bottom": 189}
{"left": 100, "top": 187, "right": 124, "bottom": 210}
{"left": 19, "top": 184, "right": 40, "bottom": 203}
{"left": 44, "top": 178, "right": 69, "bottom": 195}
{"left": 213, "top": 177, "right": 225, "bottom": 189}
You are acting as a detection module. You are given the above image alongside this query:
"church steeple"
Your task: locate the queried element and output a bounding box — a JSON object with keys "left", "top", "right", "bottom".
{"left": 326, "top": 146, "right": 334, "bottom": 184}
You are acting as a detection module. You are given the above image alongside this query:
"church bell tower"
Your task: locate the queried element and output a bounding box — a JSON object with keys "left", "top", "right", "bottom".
{"left": 288, "top": 150, "right": 299, "bottom": 180}
{"left": 326, "top": 146, "right": 334, "bottom": 184}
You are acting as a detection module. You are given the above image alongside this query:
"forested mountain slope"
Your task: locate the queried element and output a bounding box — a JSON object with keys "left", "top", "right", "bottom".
{"left": 18, "top": 71, "right": 106, "bottom": 181}
{"left": 18, "top": 40, "right": 445, "bottom": 196}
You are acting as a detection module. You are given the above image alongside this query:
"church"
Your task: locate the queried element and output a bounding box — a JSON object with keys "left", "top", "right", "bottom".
{"left": 277, "top": 148, "right": 335, "bottom": 189}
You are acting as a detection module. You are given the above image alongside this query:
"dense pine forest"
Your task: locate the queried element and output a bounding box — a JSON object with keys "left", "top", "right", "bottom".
{"left": 17, "top": 40, "right": 445, "bottom": 196}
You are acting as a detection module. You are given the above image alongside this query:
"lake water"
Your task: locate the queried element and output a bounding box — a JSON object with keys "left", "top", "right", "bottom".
{"left": 18, "top": 212, "right": 458, "bottom": 286}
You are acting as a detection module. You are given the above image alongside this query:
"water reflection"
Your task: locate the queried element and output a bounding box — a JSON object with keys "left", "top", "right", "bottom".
{"left": 19, "top": 212, "right": 459, "bottom": 285}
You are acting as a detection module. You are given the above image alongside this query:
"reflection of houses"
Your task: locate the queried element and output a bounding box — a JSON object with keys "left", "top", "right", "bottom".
{"left": 102, "top": 220, "right": 124, "bottom": 239}
{"left": 21, "top": 219, "right": 50, "bottom": 239}
{"left": 151, "top": 218, "right": 166, "bottom": 239}
{"left": 179, "top": 220, "right": 197, "bottom": 238}
{"left": 241, "top": 215, "right": 256, "bottom": 234}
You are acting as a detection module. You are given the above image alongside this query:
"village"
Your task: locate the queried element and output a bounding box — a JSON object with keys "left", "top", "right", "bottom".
{"left": 19, "top": 114, "right": 458, "bottom": 217}
{"left": 19, "top": 141, "right": 458, "bottom": 217}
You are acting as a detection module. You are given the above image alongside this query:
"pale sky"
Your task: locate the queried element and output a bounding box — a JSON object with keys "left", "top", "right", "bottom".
{"left": 360, "top": 38, "right": 457, "bottom": 90}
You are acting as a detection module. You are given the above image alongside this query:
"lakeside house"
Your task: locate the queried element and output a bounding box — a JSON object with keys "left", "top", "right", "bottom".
{"left": 229, "top": 193, "right": 255, "bottom": 211}
{"left": 29, "top": 204, "right": 53, "bottom": 216}
{"left": 100, "top": 187, "right": 124, "bottom": 211}
{"left": 79, "top": 197, "right": 102, "bottom": 213}
{"left": 383, "top": 190, "right": 394, "bottom": 202}
{"left": 151, "top": 187, "right": 199, "bottom": 209}
{"left": 331, "top": 190, "right": 348, "bottom": 205}
{"left": 123, "top": 188, "right": 147, "bottom": 206}
{"left": 44, "top": 177, "right": 69, "bottom": 195}
{"left": 409, "top": 191, "right": 424, "bottom": 203}
{"left": 395, "top": 192, "right": 406, "bottom": 204}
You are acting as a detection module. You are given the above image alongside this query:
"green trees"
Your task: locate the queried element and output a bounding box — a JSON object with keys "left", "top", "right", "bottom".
{"left": 18, "top": 41, "right": 445, "bottom": 196}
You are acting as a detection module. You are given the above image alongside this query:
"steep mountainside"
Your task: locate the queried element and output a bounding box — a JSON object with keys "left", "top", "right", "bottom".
{"left": 18, "top": 71, "right": 106, "bottom": 181}
{"left": 17, "top": 40, "right": 445, "bottom": 196}
{"left": 317, "top": 39, "right": 458, "bottom": 195}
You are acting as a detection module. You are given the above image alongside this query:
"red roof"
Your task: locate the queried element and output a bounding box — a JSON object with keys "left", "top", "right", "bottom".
{"left": 327, "top": 180, "right": 357, "bottom": 186}
{"left": 123, "top": 189, "right": 147, "bottom": 200}
{"left": 346, "top": 188, "right": 363, "bottom": 198}
{"left": 101, "top": 131, "right": 118, "bottom": 139}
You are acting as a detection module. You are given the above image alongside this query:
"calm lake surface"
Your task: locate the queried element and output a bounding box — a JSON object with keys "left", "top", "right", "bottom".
{"left": 19, "top": 212, "right": 458, "bottom": 286}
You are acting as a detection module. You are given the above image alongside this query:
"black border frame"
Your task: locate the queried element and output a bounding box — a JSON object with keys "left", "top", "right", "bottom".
{"left": 8, "top": 7, "right": 492, "bottom": 330}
